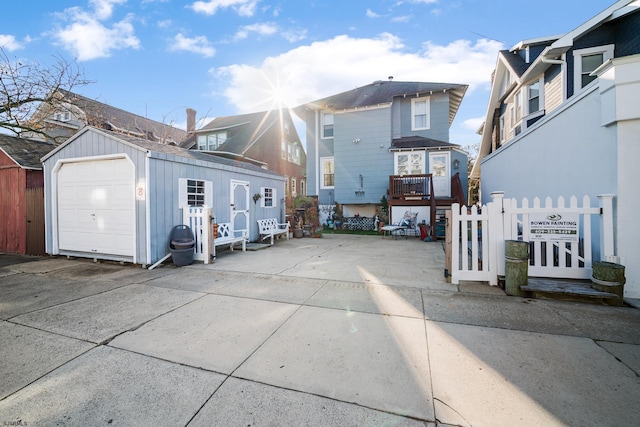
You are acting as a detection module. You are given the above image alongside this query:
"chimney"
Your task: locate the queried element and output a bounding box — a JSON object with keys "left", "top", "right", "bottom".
{"left": 186, "top": 108, "right": 196, "bottom": 133}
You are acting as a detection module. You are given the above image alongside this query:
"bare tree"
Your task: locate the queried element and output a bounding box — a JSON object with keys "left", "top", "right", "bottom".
{"left": 0, "top": 48, "right": 90, "bottom": 140}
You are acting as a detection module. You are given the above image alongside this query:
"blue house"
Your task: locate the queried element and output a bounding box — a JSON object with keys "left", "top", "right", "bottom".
{"left": 294, "top": 79, "right": 468, "bottom": 236}
{"left": 473, "top": 0, "right": 640, "bottom": 299}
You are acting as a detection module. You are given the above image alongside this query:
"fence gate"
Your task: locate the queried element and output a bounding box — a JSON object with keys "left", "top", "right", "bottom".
{"left": 450, "top": 192, "right": 615, "bottom": 286}
{"left": 183, "top": 206, "right": 212, "bottom": 264}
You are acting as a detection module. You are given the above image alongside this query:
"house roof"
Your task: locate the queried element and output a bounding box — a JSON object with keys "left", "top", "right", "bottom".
{"left": 57, "top": 90, "right": 189, "bottom": 144}
{"left": 0, "top": 134, "right": 55, "bottom": 170}
{"left": 294, "top": 80, "right": 468, "bottom": 126}
{"left": 42, "top": 126, "right": 281, "bottom": 178}
{"left": 183, "top": 109, "right": 286, "bottom": 155}
{"left": 499, "top": 50, "right": 531, "bottom": 79}
{"left": 390, "top": 136, "right": 460, "bottom": 150}
{"left": 185, "top": 109, "right": 296, "bottom": 156}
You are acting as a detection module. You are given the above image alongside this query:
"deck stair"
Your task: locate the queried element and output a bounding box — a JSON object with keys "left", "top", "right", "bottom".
{"left": 518, "top": 277, "right": 623, "bottom": 305}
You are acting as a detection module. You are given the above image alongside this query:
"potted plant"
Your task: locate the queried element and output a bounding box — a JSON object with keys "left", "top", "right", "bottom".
{"left": 333, "top": 202, "right": 343, "bottom": 229}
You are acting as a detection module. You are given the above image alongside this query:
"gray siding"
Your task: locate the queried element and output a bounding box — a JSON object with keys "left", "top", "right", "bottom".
{"left": 397, "top": 93, "right": 451, "bottom": 142}
{"left": 333, "top": 108, "right": 392, "bottom": 205}
{"left": 544, "top": 65, "right": 563, "bottom": 113}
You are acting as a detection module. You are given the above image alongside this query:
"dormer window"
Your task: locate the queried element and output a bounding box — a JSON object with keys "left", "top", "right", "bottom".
{"left": 197, "top": 131, "right": 227, "bottom": 151}
{"left": 54, "top": 111, "right": 71, "bottom": 122}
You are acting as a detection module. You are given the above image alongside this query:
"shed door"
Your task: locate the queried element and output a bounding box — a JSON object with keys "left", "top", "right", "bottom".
{"left": 57, "top": 159, "right": 134, "bottom": 257}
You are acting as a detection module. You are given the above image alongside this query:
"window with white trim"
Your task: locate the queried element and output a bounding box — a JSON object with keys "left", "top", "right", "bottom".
{"left": 197, "top": 131, "right": 227, "bottom": 151}
{"left": 291, "top": 177, "right": 297, "bottom": 197}
{"left": 527, "top": 80, "right": 541, "bottom": 114}
{"left": 499, "top": 114, "right": 505, "bottom": 144}
{"left": 320, "top": 157, "right": 334, "bottom": 189}
{"left": 261, "top": 187, "right": 276, "bottom": 208}
{"left": 300, "top": 179, "right": 306, "bottom": 196}
{"left": 394, "top": 151, "right": 425, "bottom": 175}
{"left": 178, "top": 178, "right": 212, "bottom": 207}
{"left": 281, "top": 140, "right": 286, "bottom": 160}
{"left": 573, "top": 44, "right": 614, "bottom": 92}
{"left": 411, "top": 97, "right": 430, "bottom": 131}
{"left": 54, "top": 111, "right": 71, "bottom": 122}
{"left": 322, "top": 112, "right": 334, "bottom": 139}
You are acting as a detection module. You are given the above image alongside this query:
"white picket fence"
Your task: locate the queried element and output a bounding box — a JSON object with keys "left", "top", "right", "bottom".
{"left": 451, "top": 192, "right": 615, "bottom": 285}
{"left": 183, "top": 206, "right": 213, "bottom": 264}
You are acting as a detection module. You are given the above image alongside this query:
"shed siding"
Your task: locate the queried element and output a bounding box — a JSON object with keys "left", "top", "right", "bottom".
{"left": 43, "top": 131, "right": 148, "bottom": 262}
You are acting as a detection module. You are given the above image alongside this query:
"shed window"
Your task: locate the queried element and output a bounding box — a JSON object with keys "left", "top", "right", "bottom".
{"left": 179, "top": 178, "right": 212, "bottom": 207}
{"left": 261, "top": 187, "right": 276, "bottom": 208}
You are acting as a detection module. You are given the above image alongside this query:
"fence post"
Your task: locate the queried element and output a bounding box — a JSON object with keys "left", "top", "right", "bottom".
{"left": 598, "top": 194, "right": 616, "bottom": 262}
{"left": 488, "top": 192, "right": 505, "bottom": 285}
{"left": 202, "top": 207, "right": 212, "bottom": 264}
{"left": 451, "top": 203, "right": 460, "bottom": 284}
{"left": 445, "top": 209, "right": 452, "bottom": 282}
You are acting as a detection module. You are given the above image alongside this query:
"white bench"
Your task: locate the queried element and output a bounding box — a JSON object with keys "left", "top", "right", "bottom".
{"left": 257, "top": 218, "right": 290, "bottom": 245}
{"left": 213, "top": 223, "right": 246, "bottom": 259}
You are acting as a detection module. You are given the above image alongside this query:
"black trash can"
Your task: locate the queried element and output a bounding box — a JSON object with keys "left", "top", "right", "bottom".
{"left": 169, "top": 225, "right": 195, "bottom": 266}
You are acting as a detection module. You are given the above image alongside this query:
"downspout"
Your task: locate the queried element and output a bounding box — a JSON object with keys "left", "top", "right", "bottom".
{"left": 315, "top": 110, "right": 320, "bottom": 196}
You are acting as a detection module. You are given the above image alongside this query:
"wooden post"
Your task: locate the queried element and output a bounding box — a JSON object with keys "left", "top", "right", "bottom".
{"left": 445, "top": 209, "right": 452, "bottom": 282}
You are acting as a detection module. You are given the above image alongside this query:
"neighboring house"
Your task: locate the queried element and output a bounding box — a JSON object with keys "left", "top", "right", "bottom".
{"left": 182, "top": 109, "right": 306, "bottom": 199}
{"left": 41, "top": 126, "right": 285, "bottom": 266}
{"left": 0, "top": 134, "right": 54, "bottom": 255}
{"left": 472, "top": 0, "right": 640, "bottom": 298}
{"left": 24, "top": 89, "right": 191, "bottom": 145}
{"left": 294, "top": 79, "right": 468, "bottom": 233}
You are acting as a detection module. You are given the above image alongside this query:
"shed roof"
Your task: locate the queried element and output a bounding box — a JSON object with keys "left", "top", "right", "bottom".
{"left": 0, "top": 134, "right": 55, "bottom": 170}
{"left": 42, "top": 126, "right": 281, "bottom": 177}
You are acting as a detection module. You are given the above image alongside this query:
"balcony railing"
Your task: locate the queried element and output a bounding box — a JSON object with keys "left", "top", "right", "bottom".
{"left": 389, "top": 174, "right": 433, "bottom": 200}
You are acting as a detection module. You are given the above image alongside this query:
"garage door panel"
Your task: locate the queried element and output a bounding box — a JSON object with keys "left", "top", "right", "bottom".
{"left": 57, "top": 159, "right": 135, "bottom": 258}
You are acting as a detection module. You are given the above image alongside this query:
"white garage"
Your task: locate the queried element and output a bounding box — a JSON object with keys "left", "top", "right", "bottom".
{"left": 54, "top": 156, "right": 135, "bottom": 259}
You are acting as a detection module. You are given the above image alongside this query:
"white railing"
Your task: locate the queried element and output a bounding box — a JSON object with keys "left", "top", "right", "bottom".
{"left": 450, "top": 192, "right": 615, "bottom": 285}
{"left": 183, "top": 206, "right": 212, "bottom": 264}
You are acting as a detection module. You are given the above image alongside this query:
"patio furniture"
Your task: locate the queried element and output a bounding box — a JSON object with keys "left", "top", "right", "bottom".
{"left": 257, "top": 218, "right": 290, "bottom": 245}
{"left": 212, "top": 222, "right": 246, "bottom": 259}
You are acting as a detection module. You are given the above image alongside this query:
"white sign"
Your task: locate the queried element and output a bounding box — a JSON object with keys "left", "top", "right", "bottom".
{"left": 529, "top": 212, "right": 579, "bottom": 242}
{"left": 136, "top": 184, "right": 145, "bottom": 201}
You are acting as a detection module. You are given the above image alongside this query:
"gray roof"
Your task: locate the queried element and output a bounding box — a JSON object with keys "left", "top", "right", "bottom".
{"left": 86, "top": 128, "right": 281, "bottom": 177}
{"left": 391, "top": 136, "right": 460, "bottom": 150}
{"left": 0, "top": 134, "right": 55, "bottom": 169}
{"left": 295, "top": 80, "right": 468, "bottom": 125}
{"left": 499, "top": 50, "right": 530, "bottom": 78}
{"left": 58, "top": 90, "right": 189, "bottom": 144}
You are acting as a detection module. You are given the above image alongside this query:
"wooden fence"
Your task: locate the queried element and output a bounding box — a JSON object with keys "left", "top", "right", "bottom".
{"left": 450, "top": 192, "right": 615, "bottom": 285}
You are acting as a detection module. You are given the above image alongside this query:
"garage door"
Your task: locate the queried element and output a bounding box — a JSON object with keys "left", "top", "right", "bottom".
{"left": 57, "top": 158, "right": 135, "bottom": 257}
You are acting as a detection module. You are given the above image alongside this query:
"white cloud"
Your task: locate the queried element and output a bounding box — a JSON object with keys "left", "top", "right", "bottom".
{"left": 366, "top": 9, "right": 381, "bottom": 18}
{"left": 391, "top": 15, "right": 412, "bottom": 23}
{"left": 234, "top": 22, "right": 278, "bottom": 41}
{"left": 0, "top": 34, "right": 24, "bottom": 51}
{"left": 281, "top": 29, "right": 307, "bottom": 43}
{"left": 53, "top": 2, "right": 140, "bottom": 61}
{"left": 169, "top": 33, "right": 216, "bottom": 57}
{"left": 90, "top": 0, "right": 127, "bottom": 20}
{"left": 211, "top": 34, "right": 502, "bottom": 113}
{"left": 408, "top": 0, "right": 438, "bottom": 3}
{"left": 463, "top": 117, "right": 484, "bottom": 132}
{"left": 190, "top": 0, "right": 258, "bottom": 17}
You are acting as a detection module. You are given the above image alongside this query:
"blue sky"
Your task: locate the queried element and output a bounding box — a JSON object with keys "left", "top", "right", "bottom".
{"left": 1, "top": 0, "right": 614, "bottom": 149}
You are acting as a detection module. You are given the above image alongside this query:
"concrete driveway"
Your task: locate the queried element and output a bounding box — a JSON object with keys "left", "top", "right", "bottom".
{"left": 1, "top": 234, "right": 639, "bottom": 426}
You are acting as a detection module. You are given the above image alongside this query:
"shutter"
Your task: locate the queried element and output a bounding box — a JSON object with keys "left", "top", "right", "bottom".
{"left": 260, "top": 187, "right": 266, "bottom": 208}
{"left": 205, "top": 180, "right": 213, "bottom": 207}
{"left": 178, "top": 178, "right": 187, "bottom": 207}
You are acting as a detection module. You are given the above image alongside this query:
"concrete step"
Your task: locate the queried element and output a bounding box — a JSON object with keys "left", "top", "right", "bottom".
{"left": 520, "top": 277, "right": 623, "bottom": 306}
